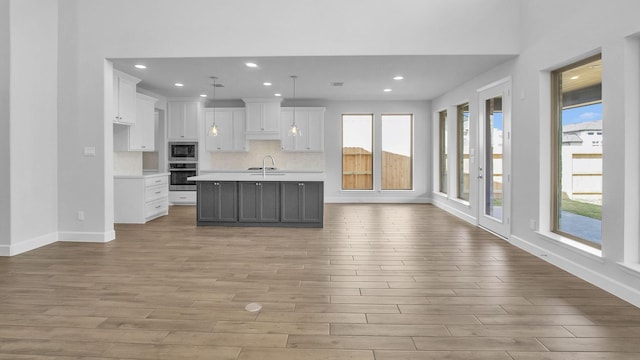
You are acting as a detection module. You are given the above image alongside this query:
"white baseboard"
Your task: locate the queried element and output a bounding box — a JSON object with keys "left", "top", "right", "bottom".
{"left": 0, "top": 231, "right": 58, "bottom": 256}
{"left": 510, "top": 234, "right": 640, "bottom": 308}
{"left": 58, "top": 230, "right": 116, "bottom": 243}
{"left": 324, "top": 196, "right": 431, "bottom": 203}
{"left": 431, "top": 198, "right": 477, "bottom": 225}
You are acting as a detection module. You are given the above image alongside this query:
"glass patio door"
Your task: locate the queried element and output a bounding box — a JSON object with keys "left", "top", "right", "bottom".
{"left": 477, "top": 79, "right": 511, "bottom": 238}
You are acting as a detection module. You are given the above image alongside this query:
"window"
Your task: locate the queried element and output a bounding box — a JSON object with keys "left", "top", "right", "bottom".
{"left": 382, "top": 114, "right": 413, "bottom": 190}
{"left": 342, "top": 114, "right": 373, "bottom": 190}
{"left": 551, "top": 54, "right": 602, "bottom": 248}
{"left": 457, "top": 103, "right": 470, "bottom": 201}
{"left": 438, "top": 110, "right": 448, "bottom": 194}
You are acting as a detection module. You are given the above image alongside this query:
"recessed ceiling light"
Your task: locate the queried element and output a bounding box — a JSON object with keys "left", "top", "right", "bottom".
{"left": 200, "top": 94, "right": 207, "bottom": 98}
{"left": 274, "top": 93, "right": 282, "bottom": 97}
{"left": 264, "top": 82, "right": 272, "bottom": 86}
{"left": 393, "top": 76, "right": 404, "bottom": 80}
{"left": 245, "top": 62, "right": 258, "bottom": 68}
{"left": 134, "top": 64, "right": 147, "bottom": 69}
{"left": 570, "top": 75, "right": 580, "bottom": 80}
{"left": 384, "top": 88, "right": 392, "bottom": 92}
{"left": 174, "top": 83, "right": 184, "bottom": 87}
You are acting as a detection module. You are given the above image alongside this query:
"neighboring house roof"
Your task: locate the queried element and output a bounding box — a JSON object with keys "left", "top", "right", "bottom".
{"left": 562, "top": 120, "right": 602, "bottom": 133}
{"left": 562, "top": 133, "right": 583, "bottom": 143}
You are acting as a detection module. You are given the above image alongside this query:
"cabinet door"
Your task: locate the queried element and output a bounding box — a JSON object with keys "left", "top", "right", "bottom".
{"left": 262, "top": 102, "right": 280, "bottom": 132}
{"left": 117, "top": 76, "right": 137, "bottom": 125}
{"left": 238, "top": 182, "right": 260, "bottom": 222}
{"left": 306, "top": 110, "right": 324, "bottom": 152}
{"left": 183, "top": 101, "right": 199, "bottom": 139}
{"left": 204, "top": 109, "right": 232, "bottom": 151}
{"left": 280, "top": 108, "right": 324, "bottom": 152}
{"left": 281, "top": 181, "right": 323, "bottom": 222}
{"left": 239, "top": 181, "right": 279, "bottom": 222}
{"left": 231, "top": 109, "right": 248, "bottom": 151}
{"left": 259, "top": 182, "right": 280, "bottom": 222}
{"left": 198, "top": 182, "right": 237, "bottom": 222}
{"left": 281, "top": 182, "right": 302, "bottom": 222}
{"left": 300, "top": 182, "right": 323, "bottom": 222}
{"left": 168, "top": 101, "right": 199, "bottom": 140}
{"left": 168, "top": 102, "right": 185, "bottom": 139}
{"left": 129, "top": 96, "right": 155, "bottom": 151}
{"left": 279, "top": 110, "right": 293, "bottom": 151}
{"left": 245, "top": 101, "right": 281, "bottom": 139}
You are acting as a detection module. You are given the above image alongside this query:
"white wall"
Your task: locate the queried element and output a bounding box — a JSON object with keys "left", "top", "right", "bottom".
{"left": 0, "top": 0, "right": 10, "bottom": 249}
{"left": 1, "top": 0, "right": 59, "bottom": 255}
{"left": 324, "top": 100, "right": 431, "bottom": 203}
{"left": 431, "top": 0, "right": 640, "bottom": 306}
{"left": 54, "top": 0, "right": 519, "bottom": 243}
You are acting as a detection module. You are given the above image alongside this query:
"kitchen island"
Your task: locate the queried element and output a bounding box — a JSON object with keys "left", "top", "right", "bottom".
{"left": 188, "top": 171, "right": 325, "bottom": 228}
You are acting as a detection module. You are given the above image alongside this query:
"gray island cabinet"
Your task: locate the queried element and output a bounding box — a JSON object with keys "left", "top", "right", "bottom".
{"left": 191, "top": 172, "right": 325, "bottom": 228}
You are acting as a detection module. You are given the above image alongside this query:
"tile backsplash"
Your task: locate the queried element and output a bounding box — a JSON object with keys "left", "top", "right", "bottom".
{"left": 200, "top": 140, "right": 325, "bottom": 171}
{"left": 113, "top": 152, "right": 143, "bottom": 176}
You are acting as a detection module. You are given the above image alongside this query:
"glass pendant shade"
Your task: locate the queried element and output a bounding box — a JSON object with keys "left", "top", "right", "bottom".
{"left": 289, "top": 122, "right": 300, "bottom": 136}
{"left": 209, "top": 122, "right": 218, "bottom": 136}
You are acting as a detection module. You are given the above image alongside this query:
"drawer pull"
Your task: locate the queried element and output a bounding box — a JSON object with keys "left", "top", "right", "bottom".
{"left": 155, "top": 205, "right": 162, "bottom": 209}
{"left": 155, "top": 191, "right": 161, "bottom": 194}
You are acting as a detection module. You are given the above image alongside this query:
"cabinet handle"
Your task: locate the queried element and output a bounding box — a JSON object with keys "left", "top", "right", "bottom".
{"left": 155, "top": 191, "right": 161, "bottom": 194}
{"left": 155, "top": 179, "right": 161, "bottom": 183}
{"left": 141, "top": 146, "right": 146, "bottom": 149}
{"left": 214, "top": 182, "right": 219, "bottom": 186}
{"left": 155, "top": 205, "right": 162, "bottom": 209}
{"left": 179, "top": 196, "right": 187, "bottom": 199}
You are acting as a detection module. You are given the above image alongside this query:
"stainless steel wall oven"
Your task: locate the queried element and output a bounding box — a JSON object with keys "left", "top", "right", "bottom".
{"left": 169, "top": 162, "right": 197, "bottom": 191}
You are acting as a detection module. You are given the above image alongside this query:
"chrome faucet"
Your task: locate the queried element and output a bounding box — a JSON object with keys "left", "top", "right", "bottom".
{"left": 262, "top": 155, "right": 276, "bottom": 177}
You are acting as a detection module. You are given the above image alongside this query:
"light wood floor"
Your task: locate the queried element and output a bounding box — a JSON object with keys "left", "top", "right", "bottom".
{"left": 1, "top": 204, "right": 640, "bottom": 359}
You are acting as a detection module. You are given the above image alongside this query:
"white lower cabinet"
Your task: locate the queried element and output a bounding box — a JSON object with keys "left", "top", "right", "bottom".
{"left": 114, "top": 173, "right": 169, "bottom": 223}
{"left": 169, "top": 191, "right": 197, "bottom": 205}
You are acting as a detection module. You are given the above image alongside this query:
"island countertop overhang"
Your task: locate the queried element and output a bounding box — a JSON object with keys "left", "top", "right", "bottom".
{"left": 188, "top": 170, "right": 326, "bottom": 182}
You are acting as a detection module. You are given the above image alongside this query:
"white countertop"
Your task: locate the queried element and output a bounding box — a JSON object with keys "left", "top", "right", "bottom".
{"left": 189, "top": 170, "right": 325, "bottom": 182}
{"left": 114, "top": 172, "right": 170, "bottom": 179}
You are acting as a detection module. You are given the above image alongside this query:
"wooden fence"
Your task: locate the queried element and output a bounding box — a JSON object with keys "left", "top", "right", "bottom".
{"left": 342, "top": 147, "right": 411, "bottom": 190}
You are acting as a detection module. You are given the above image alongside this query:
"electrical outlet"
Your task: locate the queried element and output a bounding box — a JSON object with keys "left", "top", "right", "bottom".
{"left": 529, "top": 218, "right": 537, "bottom": 230}
{"left": 77, "top": 211, "right": 85, "bottom": 221}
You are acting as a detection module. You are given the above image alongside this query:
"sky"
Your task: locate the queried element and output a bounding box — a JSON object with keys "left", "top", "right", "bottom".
{"left": 562, "top": 103, "right": 602, "bottom": 125}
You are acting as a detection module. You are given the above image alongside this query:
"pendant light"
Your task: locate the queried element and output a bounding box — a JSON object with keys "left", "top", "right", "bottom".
{"left": 208, "top": 76, "right": 219, "bottom": 137}
{"left": 289, "top": 75, "right": 301, "bottom": 137}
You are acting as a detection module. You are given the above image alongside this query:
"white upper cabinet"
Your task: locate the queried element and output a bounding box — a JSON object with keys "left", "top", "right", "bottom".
{"left": 168, "top": 101, "right": 199, "bottom": 140}
{"left": 243, "top": 98, "right": 282, "bottom": 140}
{"left": 129, "top": 93, "right": 157, "bottom": 151}
{"left": 114, "top": 93, "right": 157, "bottom": 152}
{"left": 113, "top": 70, "right": 141, "bottom": 125}
{"left": 280, "top": 107, "right": 325, "bottom": 152}
{"left": 204, "top": 108, "right": 248, "bottom": 152}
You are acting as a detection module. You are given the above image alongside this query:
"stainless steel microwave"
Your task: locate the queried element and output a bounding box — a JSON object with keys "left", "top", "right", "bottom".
{"left": 168, "top": 142, "right": 197, "bottom": 162}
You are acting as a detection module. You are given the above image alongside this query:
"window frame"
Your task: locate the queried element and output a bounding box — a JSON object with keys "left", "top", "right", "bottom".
{"left": 550, "top": 53, "right": 603, "bottom": 249}
{"left": 341, "top": 113, "right": 374, "bottom": 191}
{"left": 438, "top": 110, "right": 448, "bottom": 194}
{"left": 456, "top": 103, "right": 470, "bottom": 202}
{"left": 381, "top": 114, "right": 414, "bottom": 191}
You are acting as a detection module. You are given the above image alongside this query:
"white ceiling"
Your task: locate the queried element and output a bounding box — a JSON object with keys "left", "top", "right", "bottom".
{"left": 112, "top": 55, "right": 515, "bottom": 102}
